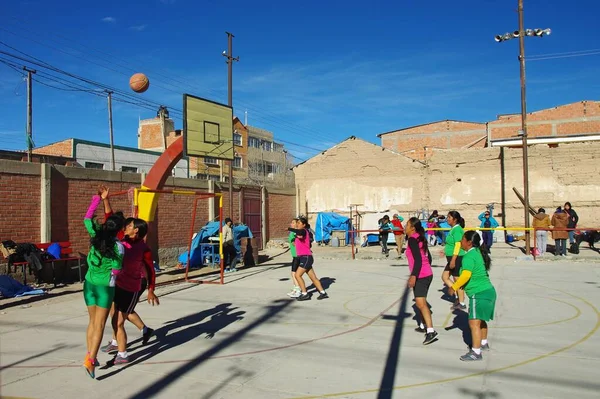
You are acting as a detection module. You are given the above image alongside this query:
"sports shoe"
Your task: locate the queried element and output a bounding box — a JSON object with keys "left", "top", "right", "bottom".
{"left": 142, "top": 328, "right": 155, "bottom": 345}
{"left": 414, "top": 326, "right": 427, "bottom": 333}
{"left": 114, "top": 355, "right": 130, "bottom": 365}
{"left": 481, "top": 343, "right": 490, "bottom": 351}
{"left": 296, "top": 293, "right": 311, "bottom": 301}
{"left": 101, "top": 341, "right": 118, "bottom": 353}
{"left": 287, "top": 290, "right": 301, "bottom": 298}
{"left": 317, "top": 292, "right": 329, "bottom": 300}
{"left": 423, "top": 331, "right": 439, "bottom": 345}
{"left": 460, "top": 350, "right": 483, "bottom": 361}
{"left": 83, "top": 358, "right": 95, "bottom": 379}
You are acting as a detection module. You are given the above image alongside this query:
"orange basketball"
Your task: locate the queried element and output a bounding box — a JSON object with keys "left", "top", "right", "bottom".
{"left": 129, "top": 73, "right": 150, "bottom": 93}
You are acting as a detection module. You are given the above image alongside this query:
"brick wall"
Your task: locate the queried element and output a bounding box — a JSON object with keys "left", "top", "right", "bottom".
{"left": 0, "top": 160, "right": 294, "bottom": 266}
{"left": 32, "top": 139, "right": 73, "bottom": 157}
{"left": 380, "top": 120, "right": 486, "bottom": 160}
{"left": 267, "top": 190, "right": 296, "bottom": 240}
{"left": 0, "top": 163, "right": 41, "bottom": 244}
{"left": 380, "top": 101, "right": 600, "bottom": 160}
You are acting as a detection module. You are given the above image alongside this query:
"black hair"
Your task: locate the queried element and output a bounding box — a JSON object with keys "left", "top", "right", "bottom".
{"left": 407, "top": 217, "right": 428, "bottom": 251}
{"left": 124, "top": 217, "right": 148, "bottom": 239}
{"left": 447, "top": 210, "right": 465, "bottom": 228}
{"left": 90, "top": 215, "right": 123, "bottom": 259}
{"left": 564, "top": 202, "right": 572, "bottom": 209}
{"left": 464, "top": 230, "right": 492, "bottom": 271}
{"left": 538, "top": 208, "right": 545, "bottom": 213}
{"left": 133, "top": 218, "right": 149, "bottom": 239}
{"left": 297, "top": 216, "right": 309, "bottom": 227}
{"left": 382, "top": 214, "right": 390, "bottom": 221}
{"left": 224, "top": 217, "right": 233, "bottom": 224}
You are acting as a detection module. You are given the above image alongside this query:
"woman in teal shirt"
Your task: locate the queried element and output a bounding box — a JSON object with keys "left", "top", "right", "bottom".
{"left": 449, "top": 230, "right": 496, "bottom": 362}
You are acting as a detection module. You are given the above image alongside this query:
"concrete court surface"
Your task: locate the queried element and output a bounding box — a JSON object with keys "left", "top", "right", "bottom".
{"left": 1, "top": 250, "right": 599, "bottom": 399}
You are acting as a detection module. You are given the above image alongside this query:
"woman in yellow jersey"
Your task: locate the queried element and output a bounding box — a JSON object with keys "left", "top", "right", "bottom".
{"left": 441, "top": 211, "right": 466, "bottom": 311}
{"left": 448, "top": 230, "right": 496, "bottom": 361}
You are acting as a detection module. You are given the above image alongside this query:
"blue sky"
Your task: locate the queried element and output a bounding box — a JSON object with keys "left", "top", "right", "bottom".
{"left": 1, "top": 0, "right": 599, "bottom": 162}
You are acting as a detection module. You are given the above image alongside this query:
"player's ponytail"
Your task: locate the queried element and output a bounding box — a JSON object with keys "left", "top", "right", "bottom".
{"left": 464, "top": 230, "right": 492, "bottom": 271}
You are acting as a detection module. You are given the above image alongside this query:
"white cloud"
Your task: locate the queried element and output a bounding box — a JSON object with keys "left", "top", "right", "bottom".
{"left": 101, "top": 16, "right": 116, "bottom": 23}
{"left": 130, "top": 25, "right": 147, "bottom": 31}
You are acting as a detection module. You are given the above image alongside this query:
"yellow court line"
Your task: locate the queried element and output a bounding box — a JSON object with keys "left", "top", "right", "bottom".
{"left": 289, "top": 285, "right": 600, "bottom": 399}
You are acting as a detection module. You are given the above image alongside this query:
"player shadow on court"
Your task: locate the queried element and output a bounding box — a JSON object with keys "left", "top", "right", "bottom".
{"left": 97, "top": 303, "right": 245, "bottom": 380}
{"left": 307, "top": 277, "right": 336, "bottom": 292}
{"left": 444, "top": 309, "right": 472, "bottom": 348}
{"left": 438, "top": 286, "right": 457, "bottom": 304}
{"left": 127, "top": 299, "right": 293, "bottom": 398}
{"left": 410, "top": 300, "right": 433, "bottom": 329}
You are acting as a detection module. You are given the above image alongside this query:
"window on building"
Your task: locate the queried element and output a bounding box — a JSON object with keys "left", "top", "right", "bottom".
{"left": 233, "top": 133, "right": 243, "bottom": 146}
{"left": 121, "top": 166, "right": 138, "bottom": 173}
{"left": 85, "top": 162, "right": 104, "bottom": 170}
{"left": 266, "top": 163, "right": 275, "bottom": 174}
{"left": 233, "top": 156, "right": 242, "bottom": 169}
{"left": 248, "top": 136, "right": 261, "bottom": 148}
{"left": 208, "top": 175, "right": 220, "bottom": 182}
{"left": 273, "top": 143, "right": 284, "bottom": 152}
{"left": 262, "top": 140, "right": 273, "bottom": 152}
{"left": 204, "top": 157, "right": 218, "bottom": 165}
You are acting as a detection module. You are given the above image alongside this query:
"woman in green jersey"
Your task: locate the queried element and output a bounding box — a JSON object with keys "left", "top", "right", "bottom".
{"left": 449, "top": 230, "right": 496, "bottom": 362}
{"left": 442, "top": 211, "right": 466, "bottom": 311}
{"left": 82, "top": 188, "right": 124, "bottom": 378}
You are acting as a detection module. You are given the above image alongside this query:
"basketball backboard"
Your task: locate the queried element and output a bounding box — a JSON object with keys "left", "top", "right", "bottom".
{"left": 183, "top": 94, "right": 234, "bottom": 160}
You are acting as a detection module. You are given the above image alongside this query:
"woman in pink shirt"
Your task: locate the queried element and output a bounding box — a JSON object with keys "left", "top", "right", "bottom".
{"left": 405, "top": 217, "right": 438, "bottom": 345}
{"left": 287, "top": 217, "right": 329, "bottom": 301}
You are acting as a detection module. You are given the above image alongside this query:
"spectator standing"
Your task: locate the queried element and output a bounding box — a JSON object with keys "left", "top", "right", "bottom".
{"left": 391, "top": 214, "right": 405, "bottom": 258}
{"left": 563, "top": 202, "right": 579, "bottom": 245}
{"left": 551, "top": 207, "right": 569, "bottom": 256}
{"left": 478, "top": 210, "right": 499, "bottom": 250}
{"left": 532, "top": 208, "right": 551, "bottom": 256}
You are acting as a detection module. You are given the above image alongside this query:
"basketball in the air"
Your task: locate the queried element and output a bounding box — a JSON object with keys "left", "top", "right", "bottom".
{"left": 129, "top": 73, "right": 150, "bottom": 93}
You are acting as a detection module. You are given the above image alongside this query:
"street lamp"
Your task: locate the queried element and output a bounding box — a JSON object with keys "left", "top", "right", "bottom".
{"left": 494, "top": 0, "right": 551, "bottom": 256}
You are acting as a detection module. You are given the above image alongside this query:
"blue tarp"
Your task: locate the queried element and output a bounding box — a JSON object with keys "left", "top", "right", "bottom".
{"left": 178, "top": 222, "right": 253, "bottom": 267}
{"left": 315, "top": 212, "right": 352, "bottom": 244}
{"left": 0, "top": 275, "right": 45, "bottom": 298}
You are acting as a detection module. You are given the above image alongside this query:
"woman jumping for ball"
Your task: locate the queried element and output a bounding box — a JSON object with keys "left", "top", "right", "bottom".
{"left": 287, "top": 217, "right": 328, "bottom": 301}
{"left": 448, "top": 230, "right": 496, "bottom": 361}
{"left": 82, "top": 189, "right": 124, "bottom": 378}
{"left": 405, "top": 217, "right": 438, "bottom": 345}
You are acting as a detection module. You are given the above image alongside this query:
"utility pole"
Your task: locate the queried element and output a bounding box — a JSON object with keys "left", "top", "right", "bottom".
{"left": 518, "top": 0, "right": 531, "bottom": 255}
{"left": 24, "top": 67, "right": 36, "bottom": 162}
{"left": 495, "top": 1, "right": 550, "bottom": 256}
{"left": 223, "top": 31, "right": 239, "bottom": 219}
{"left": 107, "top": 91, "right": 116, "bottom": 171}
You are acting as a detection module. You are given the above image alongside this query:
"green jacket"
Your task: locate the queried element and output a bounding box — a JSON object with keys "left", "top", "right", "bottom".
{"left": 84, "top": 218, "right": 123, "bottom": 286}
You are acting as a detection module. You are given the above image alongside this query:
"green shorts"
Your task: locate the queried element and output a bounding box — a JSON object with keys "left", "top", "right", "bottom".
{"left": 468, "top": 287, "right": 496, "bottom": 322}
{"left": 83, "top": 280, "right": 115, "bottom": 309}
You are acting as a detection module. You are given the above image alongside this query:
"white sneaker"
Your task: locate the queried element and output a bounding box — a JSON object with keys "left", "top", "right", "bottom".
{"left": 287, "top": 290, "right": 301, "bottom": 298}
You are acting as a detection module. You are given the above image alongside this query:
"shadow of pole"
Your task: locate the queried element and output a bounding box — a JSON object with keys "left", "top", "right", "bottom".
{"left": 127, "top": 299, "right": 293, "bottom": 399}
{"left": 377, "top": 283, "right": 411, "bottom": 399}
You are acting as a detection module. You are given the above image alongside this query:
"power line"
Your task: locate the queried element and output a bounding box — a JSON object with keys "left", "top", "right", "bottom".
{"left": 0, "top": 46, "right": 329, "bottom": 159}
{"left": 528, "top": 50, "right": 600, "bottom": 61}
{"left": 0, "top": 23, "right": 335, "bottom": 142}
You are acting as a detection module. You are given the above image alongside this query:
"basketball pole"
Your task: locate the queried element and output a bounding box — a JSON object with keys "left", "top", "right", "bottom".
{"left": 224, "top": 31, "right": 239, "bottom": 219}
